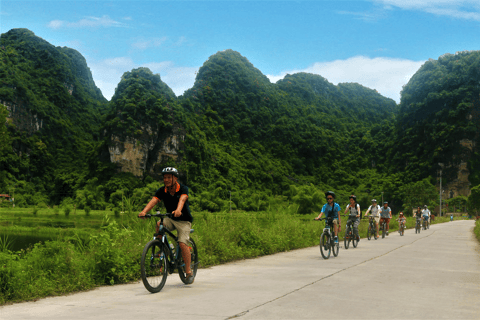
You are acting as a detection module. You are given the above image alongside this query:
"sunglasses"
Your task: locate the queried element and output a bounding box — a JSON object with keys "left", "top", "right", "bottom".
{"left": 327, "top": 197, "right": 333, "bottom": 200}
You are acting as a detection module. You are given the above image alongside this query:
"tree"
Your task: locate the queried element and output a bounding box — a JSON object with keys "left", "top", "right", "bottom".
{"left": 467, "top": 185, "right": 480, "bottom": 215}
{"left": 399, "top": 178, "right": 438, "bottom": 214}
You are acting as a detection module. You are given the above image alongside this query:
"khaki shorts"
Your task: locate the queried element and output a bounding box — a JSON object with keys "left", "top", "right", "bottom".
{"left": 160, "top": 218, "right": 191, "bottom": 245}
{"left": 369, "top": 216, "right": 380, "bottom": 224}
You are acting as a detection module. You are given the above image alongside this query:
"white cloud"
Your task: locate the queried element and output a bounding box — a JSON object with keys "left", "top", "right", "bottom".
{"left": 132, "top": 37, "right": 168, "bottom": 50}
{"left": 266, "top": 56, "right": 425, "bottom": 103}
{"left": 47, "top": 15, "right": 124, "bottom": 29}
{"left": 374, "top": 0, "right": 480, "bottom": 21}
{"left": 89, "top": 57, "right": 198, "bottom": 100}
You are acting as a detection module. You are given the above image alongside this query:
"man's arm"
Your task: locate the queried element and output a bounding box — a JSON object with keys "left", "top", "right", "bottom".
{"left": 172, "top": 194, "right": 188, "bottom": 218}
{"left": 138, "top": 197, "right": 160, "bottom": 217}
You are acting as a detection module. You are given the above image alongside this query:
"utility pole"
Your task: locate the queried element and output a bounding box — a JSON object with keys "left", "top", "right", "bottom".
{"left": 439, "top": 169, "right": 443, "bottom": 217}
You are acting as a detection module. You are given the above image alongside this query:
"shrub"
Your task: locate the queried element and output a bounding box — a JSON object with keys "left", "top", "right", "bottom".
{"left": 84, "top": 206, "right": 91, "bottom": 216}
{"left": 64, "top": 206, "right": 71, "bottom": 216}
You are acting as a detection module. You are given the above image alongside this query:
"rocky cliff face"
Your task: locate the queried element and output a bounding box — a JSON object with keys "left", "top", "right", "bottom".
{"left": 108, "top": 124, "right": 184, "bottom": 178}
{"left": 439, "top": 139, "right": 475, "bottom": 199}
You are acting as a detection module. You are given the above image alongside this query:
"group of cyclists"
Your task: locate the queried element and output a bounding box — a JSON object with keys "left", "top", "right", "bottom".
{"left": 315, "top": 190, "right": 432, "bottom": 243}
{"left": 137, "top": 167, "right": 434, "bottom": 287}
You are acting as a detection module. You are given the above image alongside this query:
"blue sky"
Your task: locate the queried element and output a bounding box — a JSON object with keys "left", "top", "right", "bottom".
{"left": 1, "top": 1, "right": 479, "bottom": 103}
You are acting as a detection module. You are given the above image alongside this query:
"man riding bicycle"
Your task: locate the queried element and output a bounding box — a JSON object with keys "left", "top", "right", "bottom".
{"left": 315, "top": 191, "right": 342, "bottom": 243}
{"left": 365, "top": 199, "right": 381, "bottom": 239}
{"left": 422, "top": 205, "right": 431, "bottom": 228}
{"left": 138, "top": 167, "right": 195, "bottom": 284}
{"left": 379, "top": 201, "right": 392, "bottom": 236}
{"left": 344, "top": 195, "right": 361, "bottom": 241}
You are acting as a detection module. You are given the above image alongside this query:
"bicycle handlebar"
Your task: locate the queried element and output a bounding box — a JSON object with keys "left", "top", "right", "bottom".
{"left": 139, "top": 212, "right": 174, "bottom": 219}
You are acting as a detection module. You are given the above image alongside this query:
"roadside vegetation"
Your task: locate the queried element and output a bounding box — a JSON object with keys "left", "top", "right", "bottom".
{"left": 0, "top": 202, "right": 470, "bottom": 305}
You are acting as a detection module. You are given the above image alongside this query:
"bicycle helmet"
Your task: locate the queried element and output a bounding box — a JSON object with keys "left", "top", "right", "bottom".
{"left": 349, "top": 195, "right": 357, "bottom": 201}
{"left": 161, "top": 167, "right": 179, "bottom": 177}
{"left": 399, "top": 212, "right": 404, "bottom": 215}
{"left": 371, "top": 199, "right": 377, "bottom": 203}
{"left": 384, "top": 201, "right": 388, "bottom": 205}
{"left": 325, "top": 191, "right": 335, "bottom": 199}
{"left": 424, "top": 205, "right": 428, "bottom": 209}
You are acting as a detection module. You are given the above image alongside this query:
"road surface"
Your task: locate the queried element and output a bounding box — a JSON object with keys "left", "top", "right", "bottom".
{"left": 1, "top": 220, "right": 479, "bottom": 319}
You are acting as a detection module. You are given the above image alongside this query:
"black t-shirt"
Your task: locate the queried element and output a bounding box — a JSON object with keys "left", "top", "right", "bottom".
{"left": 154, "top": 183, "right": 192, "bottom": 222}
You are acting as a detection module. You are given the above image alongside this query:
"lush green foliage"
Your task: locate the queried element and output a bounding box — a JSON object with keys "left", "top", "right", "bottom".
{"left": 392, "top": 51, "right": 480, "bottom": 183}
{"left": 467, "top": 184, "right": 480, "bottom": 214}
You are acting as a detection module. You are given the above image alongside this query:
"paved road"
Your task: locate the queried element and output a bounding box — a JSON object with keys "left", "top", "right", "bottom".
{"left": 1, "top": 220, "right": 480, "bottom": 320}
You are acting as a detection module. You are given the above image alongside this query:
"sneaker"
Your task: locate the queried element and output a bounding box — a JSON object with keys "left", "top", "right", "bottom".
{"left": 334, "top": 237, "right": 338, "bottom": 243}
{"left": 185, "top": 272, "right": 195, "bottom": 285}
{"left": 386, "top": 231, "right": 389, "bottom": 236}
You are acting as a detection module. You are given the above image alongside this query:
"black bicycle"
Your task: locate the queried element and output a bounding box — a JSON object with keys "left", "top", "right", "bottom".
{"left": 422, "top": 216, "right": 429, "bottom": 230}
{"left": 315, "top": 217, "right": 339, "bottom": 259}
{"left": 415, "top": 216, "right": 422, "bottom": 234}
{"left": 379, "top": 217, "right": 388, "bottom": 238}
{"left": 139, "top": 213, "right": 199, "bottom": 293}
{"left": 366, "top": 216, "right": 378, "bottom": 240}
{"left": 342, "top": 215, "right": 359, "bottom": 249}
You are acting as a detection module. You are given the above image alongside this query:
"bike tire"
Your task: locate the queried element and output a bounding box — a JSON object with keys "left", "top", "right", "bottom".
{"left": 344, "top": 227, "right": 350, "bottom": 249}
{"left": 367, "top": 225, "right": 372, "bottom": 240}
{"left": 382, "top": 223, "right": 386, "bottom": 239}
{"left": 141, "top": 240, "right": 168, "bottom": 293}
{"left": 178, "top": 238, "right": 199, "bottom": 284}
{"left": 332, "top": 238, "right": 339, "bottom": 257}
{"left": 320, "top": 232, "right": 331, "bottom": 259}
{"left": 352, "top": 231, "right": 358, "bottom": 248}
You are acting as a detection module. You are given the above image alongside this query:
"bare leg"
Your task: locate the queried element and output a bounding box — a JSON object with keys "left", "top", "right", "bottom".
{"left": 179, "top": 242, "right": 191, "bottom": 275}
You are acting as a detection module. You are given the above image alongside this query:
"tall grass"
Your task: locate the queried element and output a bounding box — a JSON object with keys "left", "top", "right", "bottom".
{"left": 474, "top": 219, "right": 480, "bottom": 243}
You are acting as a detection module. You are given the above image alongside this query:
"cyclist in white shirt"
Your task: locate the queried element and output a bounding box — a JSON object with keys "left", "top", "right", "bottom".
{"left": 422, "top": 205, "right": 431, "bottom": 228}
{"left": 365, "top": 199, "right": 381, "bottom": 239}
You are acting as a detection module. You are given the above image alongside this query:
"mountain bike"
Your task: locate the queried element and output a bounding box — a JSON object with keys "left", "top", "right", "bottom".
{"left": 366, "top": 216, "right": 378, "bottom": 240}
{"left": 315, "top": 217, "right": 339, "bottom": 259}
{"left": 342, "top": 215, "right": 359, "bottom": 249}
{"left": 422, "top": 216, "right": 428, "bottom": 230}
{"left": 139, "top": 213, "right": 198, "bottom": 293}
{"left": 397, "top": 218, "right": 406, "bottom": 236}
{"left": 415, "top": 216, "right": 422, "bottom": 234}
{"left": 379, "top": 218, "right": 388, "bottom": 238}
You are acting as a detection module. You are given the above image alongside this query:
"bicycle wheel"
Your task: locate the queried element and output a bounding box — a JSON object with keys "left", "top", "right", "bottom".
{"left": 141, "top": 240, "right": 168, "bottom": 293}
{"left": 319, "top": 232, "right": 331, "bottom": 259}
{"left": 382, "top": 223, "right": 386, "bottom": 238}
{"left": 332, "top": 238, "right": 339, "bottom": 257}
{"left": 352, "top": 230, "right": 358, "bottom": 248}
{"left": 367, "top": 225, "right": 372, "bottom": 240}
{"left": 344, "top": 227, "right": 351, "bottom": 249}
{"left": 178, "top": 238, "right": 199, "bottom": 284}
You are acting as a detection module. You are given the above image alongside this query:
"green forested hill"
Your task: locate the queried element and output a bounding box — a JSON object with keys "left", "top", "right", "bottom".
{"left": 0, "top": 29, "right": 108, "bottom": 204}
{"left": 1, "top": 29, "right": 479, "bottom": 213}
{"left": 391, "top": 51, "right": 480, "bottom": 185}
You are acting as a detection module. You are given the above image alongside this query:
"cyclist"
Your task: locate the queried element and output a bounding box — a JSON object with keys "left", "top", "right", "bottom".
{"left": 379, "top": 201, "right": 392, "bottom": 236}
{"left": 138, "top": 167, "right": 195, "bottom": 284}
{"left": 397, "top": 211, "right": 406, "bottom": 233}
{"left": 365, "top": 199, "right": 381, "bottom": 239}
{"left": 344, "top": 195, "right": 361, "bottom": 241}
{"left": 315, "top": 191, "right": 342, "bottom": 243}
{"left": 422, "top": 205, "right": 431, "bottom": 228}
{"left": 414, "top": 206, "right": 422, "bottom": 228}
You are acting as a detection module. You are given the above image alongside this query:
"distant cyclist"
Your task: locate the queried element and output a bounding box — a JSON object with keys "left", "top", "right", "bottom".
{"left": 315, "top": 191, "right": 342, "bottom": 243}
{"left": 344, "top": 195, "right": 361, "bottom": 241}
{"left": 379, "top": 201, "right": 392, "bottom": 236}
{"left": 397, "top": 211, "right": 406, "bottom": 231}
{"left": 422, "top": 205, "right": 431, "bottom": 228}
{"left": 365, "top": 199, "right": 381, "bottom": 239}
